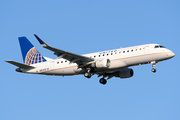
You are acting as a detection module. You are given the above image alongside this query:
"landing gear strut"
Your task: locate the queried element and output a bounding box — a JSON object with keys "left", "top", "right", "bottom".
{"left": 151, "top": 61, "right": 157, "bottom": 73}
{"left": 99, "top": 78, "right": 107, "bottom": 85}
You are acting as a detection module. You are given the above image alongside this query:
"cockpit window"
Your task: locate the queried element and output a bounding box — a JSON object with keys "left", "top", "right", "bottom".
{"left": 154, "top": 45, "right": 166, "bottom": 48}
{"left": 159, "top": 45, "right": 166, "bottom": 48}
{"left": 155, "top": 45, "right": 159, "bottom": 48}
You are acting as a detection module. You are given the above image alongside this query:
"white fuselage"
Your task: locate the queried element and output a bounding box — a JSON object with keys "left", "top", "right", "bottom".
{"left": 23, "top": 44, "right": 175, "bottom": 75}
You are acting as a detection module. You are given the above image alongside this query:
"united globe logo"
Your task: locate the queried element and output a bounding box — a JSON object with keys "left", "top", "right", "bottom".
{"left": 25, "top": 47, "right": 46, "bottom": 65}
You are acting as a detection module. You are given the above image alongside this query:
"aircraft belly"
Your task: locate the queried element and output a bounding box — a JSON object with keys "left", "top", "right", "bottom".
{"left": 38, "top": 67, "right": 76, "bottom": 75}
{"left": 53, "top": 67, "right": 77, "bottom": 75}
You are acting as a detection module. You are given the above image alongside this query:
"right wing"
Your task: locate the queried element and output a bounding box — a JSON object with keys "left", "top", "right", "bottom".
{"left": 5, "top": 60, "right": 35, "bottom": 69}
{"left": 34, "top": 34, "right": 94, "bottom": 66}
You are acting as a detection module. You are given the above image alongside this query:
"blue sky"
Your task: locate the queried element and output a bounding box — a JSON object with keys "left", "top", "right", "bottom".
{"left": 1, "top": 0, "right": 180, "bottom": 120}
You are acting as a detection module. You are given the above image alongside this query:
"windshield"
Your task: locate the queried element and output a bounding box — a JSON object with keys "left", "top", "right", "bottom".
{"left": 154, "top": 45, "right": 166, "bottom": 48}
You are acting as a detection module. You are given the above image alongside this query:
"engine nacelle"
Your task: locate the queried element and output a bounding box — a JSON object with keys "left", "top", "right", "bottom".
{"left": 92, "top": 59, "right": 110, "bottom": 68}
{"left": 115, "top": 68, "right": 134, "bottom": 78}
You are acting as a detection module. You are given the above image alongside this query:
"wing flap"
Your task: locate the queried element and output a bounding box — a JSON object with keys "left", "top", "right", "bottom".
{"left": 34, "top": 34, "right": 94, "bottom": 65}
{"left": 5, "top": 60, "right": 35, "bottom": 69}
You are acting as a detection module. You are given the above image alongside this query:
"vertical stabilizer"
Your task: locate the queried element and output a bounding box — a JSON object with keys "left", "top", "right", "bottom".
{"left": 18, "top": 37, "right": 46, "bottom": 65}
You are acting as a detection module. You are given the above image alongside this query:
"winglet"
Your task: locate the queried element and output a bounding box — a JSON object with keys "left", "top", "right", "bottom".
{"left": 34, "top": 34, "right": 48, "bottom": 47}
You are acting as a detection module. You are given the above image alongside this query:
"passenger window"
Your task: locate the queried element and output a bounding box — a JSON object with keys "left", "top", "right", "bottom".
{"left": 65, "top": 61, "right": 67, "bottom": 62}
{"left": 115, "top": 52, "right": 117, "bottom": 54}
{"left": 90, "top": 56, "right": 92, "bottom": 58}
{"left": 103, "top": 54, "right": 105, "bottom": 56}
{"left": 127, "top": 50, "right": 129, "bottom": 52}
{"left": 131, "top": 50, "right": 133, "bottom": 52}
{"left": 99, "top": 55, "right": 101, "bottom": 57}
{"left": 135, "top": 49, "right": 137, "bottom": 51}
{"left": 119, "top": 52, "right": 121, "bottom": 54}
{"left": 94, "top": 56, "right": 96, "bottom": 58}
{"left": 61, "top": 61, "right": 63, "bottom": 63}
{"left": 139, "top": 48, "right": 141, "bottom": 50}
{"left": 107, "top": 54, "right": 109, "bottom": 56}
{"left": 111, "top": 53, "right": 113, "bottom": 55}
{"left": 57, "top": 62, "right": 59, "bottom": 64}
{"left": 123, "top": 51, "right": 125, "bottom": 53}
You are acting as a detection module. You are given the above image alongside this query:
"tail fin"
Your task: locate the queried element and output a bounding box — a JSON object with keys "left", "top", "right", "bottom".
{"left": 18, "top": 37, "right": 47, "bottom": 65}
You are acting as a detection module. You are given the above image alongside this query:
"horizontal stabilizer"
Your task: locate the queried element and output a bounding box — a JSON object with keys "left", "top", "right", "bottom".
{"left": 5, "top": 60, "right": 35, "bottom": 69}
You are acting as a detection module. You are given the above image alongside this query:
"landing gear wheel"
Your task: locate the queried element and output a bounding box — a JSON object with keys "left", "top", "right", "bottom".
{"left": 84, "top": 72, "right": 91, "bottom": 78}
{"left": 152, "top": 68, "right": 156, "bottom": 73}
{"left": 99, "top": 78, "right": 107, "bottom": 85}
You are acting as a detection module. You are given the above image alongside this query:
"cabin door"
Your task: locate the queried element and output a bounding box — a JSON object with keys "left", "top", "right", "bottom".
{"left": 144, "top": 46, "right": 149, "bottom": 55}
{"left": 50, "top": 61, "right": 54, "bottom": 70}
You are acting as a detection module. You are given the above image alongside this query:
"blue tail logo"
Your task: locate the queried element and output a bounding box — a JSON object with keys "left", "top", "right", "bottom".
{"left": 19, "top": 37, "right": 47, "bottom": 65}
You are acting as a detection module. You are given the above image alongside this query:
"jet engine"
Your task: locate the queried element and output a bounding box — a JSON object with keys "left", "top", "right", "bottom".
{"left": 115, "top": 68, "right": 134, "bottom": 78}
{"left": 91, "top": 59, "right": 110, "bottom": 68}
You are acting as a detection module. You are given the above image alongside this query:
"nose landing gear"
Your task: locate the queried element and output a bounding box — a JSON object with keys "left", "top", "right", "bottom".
{"left": 151, "top": 61, "right": 158, "bottom": 73}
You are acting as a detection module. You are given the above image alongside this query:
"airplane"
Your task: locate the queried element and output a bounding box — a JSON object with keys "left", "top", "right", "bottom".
{"left": 5, "top": 34, "right": 175, "bottom": 85}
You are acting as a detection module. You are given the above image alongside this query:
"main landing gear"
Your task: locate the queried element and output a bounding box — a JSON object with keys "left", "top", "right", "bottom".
{"left": 84, "top": 70, "right": 107, "bottom": 85}
{"left": 84, "top": 68, "right": 107, "bottom": 85}
{"left": 99, "top": 78, "right": 107, "bottom": 85}
{"left": 84, "top": 72, "right": 91, "bottom": 78}
{"left": 151, "top": 61, "right": 158, "bottom": 73}
{"left": 84, "top": 68, "right": 92, "bottom": 78}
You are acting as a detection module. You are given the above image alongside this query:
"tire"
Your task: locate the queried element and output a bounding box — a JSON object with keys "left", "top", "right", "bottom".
{"left": 84, "top": 72, "right": 91, "bottom": 78}
{"left": 99, "top": 78, "right": 107, "bottom": 85}
{"left": 152, "top": 68, "right": 156, "bottom": 73}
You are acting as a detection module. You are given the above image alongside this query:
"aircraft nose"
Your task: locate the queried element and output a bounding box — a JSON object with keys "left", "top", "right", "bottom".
{"left": 172, "top": 52, "right": 175, "bottom": 57}
{"left": 167, "top": 51, "right": 175, "bottom": 58}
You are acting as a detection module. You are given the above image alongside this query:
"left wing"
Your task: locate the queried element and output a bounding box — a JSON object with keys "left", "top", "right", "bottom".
{"left": 34, "top": 34, "right": 94, "bottom": 66}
